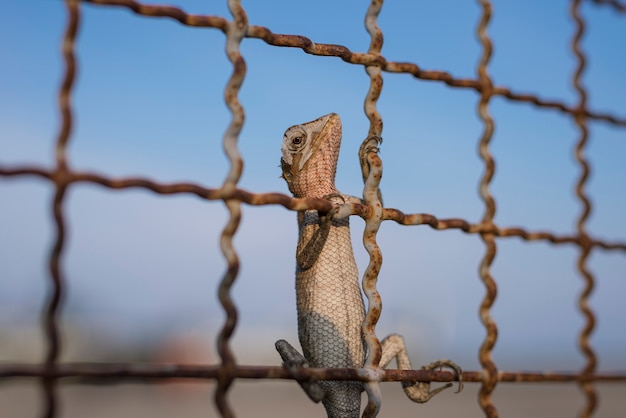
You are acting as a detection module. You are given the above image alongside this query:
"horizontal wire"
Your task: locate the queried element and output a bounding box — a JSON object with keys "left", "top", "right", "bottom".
{"left": 1, "top": 166, "right": 625, "bottom": 252}
{"left": 2, "top": 363, "right": 626, "bottom": 383}
{"left": 82, "top": 0, "right": 626, "bottom": 127}
{"left": 3, "top": 1, "right": 623, "bottom": 415}
{"left": 591, "top": 0, "right": 626, "bottom": 12}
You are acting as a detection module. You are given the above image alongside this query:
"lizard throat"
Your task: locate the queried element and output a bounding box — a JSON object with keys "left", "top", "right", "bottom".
{"left": 282, "top": 146, "right": 339, "bottom": 198}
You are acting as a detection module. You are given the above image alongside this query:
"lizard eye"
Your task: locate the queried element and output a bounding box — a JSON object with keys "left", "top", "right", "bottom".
{"left": 283, "top": 126, "right": 308, "bottom": 156}
{"left": 287, "top": 129, "right": 307, "bottom": 149}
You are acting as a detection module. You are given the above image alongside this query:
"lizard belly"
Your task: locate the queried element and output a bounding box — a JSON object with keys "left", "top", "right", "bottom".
{"left": 296, "top": 213, "right": 365, "bottom": 368}
{"left": 295, "top": 212, "right": 365, "bottom": 417}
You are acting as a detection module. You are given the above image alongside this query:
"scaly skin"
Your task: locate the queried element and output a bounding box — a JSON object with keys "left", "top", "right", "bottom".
{"left": 276, "top": 114, "right": 463, "bottom": 418}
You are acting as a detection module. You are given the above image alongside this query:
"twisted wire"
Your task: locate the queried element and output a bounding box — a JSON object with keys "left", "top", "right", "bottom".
{"left": 591, "top": 0, "right": 626, "bottom": 12}
{"left": 214, "top": 1, "right": 248, "bottom": 417}
{"left": 83, "top": 0, "right": 626, "bottom": 127}
{"left": 1, "top": 1, "right": 625, "bottom": 418}
{"left": 475, "top": 1, "right": 499, "bottom": 417}
{"left": 2, "top": 166, "right": 625, "bottom": 254}
{"left": 571, "top": 1, "right": 599, "bottom": 417}
{"left": 2, "top": 362, "right": 626, "bottom": 383}
{"left": 360, "top": 2, "right": 386, "bottom": 417}
{"left": 40, "top": 1, "right": 81, "bottom": 417}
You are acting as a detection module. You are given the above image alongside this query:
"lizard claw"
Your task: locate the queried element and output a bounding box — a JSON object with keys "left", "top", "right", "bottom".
{"left": 359, "top": 135, "right": 383, "bottom": 156}
{"left": 401, "top": 359, "right": 463, "bottom": 403}
{"left": 323, "top": 193, "right": 346, "bottom": 205}
{"left": 275, "top": 339, "right": 326, "bottom": 403}
{"left": 422, "top": 359, "right": 464, "bottom": 394}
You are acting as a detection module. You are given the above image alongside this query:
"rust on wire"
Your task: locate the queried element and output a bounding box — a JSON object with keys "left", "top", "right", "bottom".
{"left": 214, "top": 1, "right": 248, "bottom": 417}
{"left": 359, "top": 152, "right": 385, "bottom": 418}
{"left": 1, "top": 0, "right": 626, "bottom": 418}
{"left": 4, "top": 165, "right": 626, "bottom": 257}
{"left": 2, "top": 363, "right": 626, "bottom": 384}
{"left": 382, "top": 209, "right": 626, "bottom": 251}
{"left": 359, "top": 2, "right": 386, "bottom": 417}
{"left": 7, "top": 163, "right": 626, "bottom": 256}
{"left": 41, "top": 1, "right": 81, "bottom": 417}
{"left": 2, "top": 164, "right": 626, "bottom": 255}
{"left": 475, "top": 1, "right": 499, "bottom": 418}
{"left": 571, "top": 1, "right": 599, "bottom": 417}
{"left": 83, "top": 0, "right": 626, "bottom": 127}
{"left": 591, "top": 0, "right": 626, "bottom": 12}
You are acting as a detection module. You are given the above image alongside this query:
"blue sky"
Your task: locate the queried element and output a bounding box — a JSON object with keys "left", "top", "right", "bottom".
{"left": 1, "top": 0, "right": 625, "bottom": 371}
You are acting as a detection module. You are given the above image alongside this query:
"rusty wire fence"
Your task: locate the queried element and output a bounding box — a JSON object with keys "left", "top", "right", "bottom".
{"left": 1, "top": 0, "right": 626, "bottom": 417}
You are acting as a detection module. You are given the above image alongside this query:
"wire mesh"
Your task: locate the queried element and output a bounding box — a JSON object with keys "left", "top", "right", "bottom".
{"left": 1, "top": 0, "right": 626, "bottom": 417}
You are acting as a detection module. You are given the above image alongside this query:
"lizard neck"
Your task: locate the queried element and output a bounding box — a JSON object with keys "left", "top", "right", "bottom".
{"left": 288, "top": 178, "right": 338, "bottom": 199}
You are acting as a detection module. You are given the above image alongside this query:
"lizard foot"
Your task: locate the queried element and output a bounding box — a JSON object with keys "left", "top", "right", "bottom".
{"left": 322, "top": 193, "right": 346, "bottom": 205}
{"left": 275, "top": 339, "right": 325, "bottom": 403}
{"left": 380, "top": 334, "right": 463, "bottom": 403}
{"left": 402, "top": 359, "right": 464, "bottom": 403}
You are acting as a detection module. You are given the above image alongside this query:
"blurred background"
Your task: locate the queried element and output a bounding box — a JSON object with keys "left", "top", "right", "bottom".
{"left": 1, "top": 0, "right": 625, "bottom": 416}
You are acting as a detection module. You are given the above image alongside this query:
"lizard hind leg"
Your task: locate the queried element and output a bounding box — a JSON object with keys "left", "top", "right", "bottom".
{"left": 380, "top": 334, "right": 463, "bottom": 404}
{"left": 275, "top": 339, "right": 326, "bottom": 403}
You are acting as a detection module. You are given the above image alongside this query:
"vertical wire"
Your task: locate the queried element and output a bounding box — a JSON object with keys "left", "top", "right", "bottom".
{"left": 2, "top": 0, "right": 615, "bottom": 415}
{"left": 361, "top": 1, "right": 385, "bottom": 416}
{"left": 475, "top": 1, "right": 498, "bottom": 417}
{"left": 214, "top": 1, "right": 247, "bottom": 417}
{"left": 570, "top": 1, "right": 598, "bottom": 416}
{"left": 360, "top": 152, "right": 384, "bottom": 418}
{"left": 42, "top": 1, "right": 80, "bottom": 417}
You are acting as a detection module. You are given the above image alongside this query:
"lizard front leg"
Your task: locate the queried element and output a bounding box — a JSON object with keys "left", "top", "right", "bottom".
{"left": 296, "top": 197, "right": 342, "bottom": 270}
{"left": 380, "top": 334, "right": 463, "bottom": 403}
{"left": 275, "top": 339, "right": 326, "bottom": 403}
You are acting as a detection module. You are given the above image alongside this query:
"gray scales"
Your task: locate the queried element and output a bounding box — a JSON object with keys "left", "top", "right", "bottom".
{"left": 275, "top": 113, "right": 463, "bottom": 418}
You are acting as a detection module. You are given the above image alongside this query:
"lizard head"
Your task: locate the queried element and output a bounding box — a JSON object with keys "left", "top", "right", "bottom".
{"left": 280, "top": 113, "right": 342, "bottom": 198}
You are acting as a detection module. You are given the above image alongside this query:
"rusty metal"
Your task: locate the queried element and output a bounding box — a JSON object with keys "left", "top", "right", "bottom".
{"left": 2, "top": 363, "right": 626, "bottom": 384}
{"left": 214, "top": 1, "right": 248, "bottom": 417}
{"left": 571, "top": 1, "right": 599, "bottom": 417}
{"left": 380, "top": 209, "right": 626, "bottom": 250}
{"left": 2, "top": 166, "right": 626, "bottom": 253}
{"left": 2, "top": 0, "right": 626, "bottom": 418}
{"left": 39, "top": 1, "right": 81, "bottom": 418}
{"left": 83, "top": 0, "right": 626, "bottom": 127}
{"left": 359, "top": 1, "right": 386, "bottom": 417}
{"left": 475, "top": 1, "right": 499, "bottom": 417}
{"left": 359, "top": 150, "right": 384, "bottom": 417}
{"left": 6, "top": 165, "right": 625, "bottom": 254}
{"left": 591, "top": 0, "right": 626, "bottom": 12}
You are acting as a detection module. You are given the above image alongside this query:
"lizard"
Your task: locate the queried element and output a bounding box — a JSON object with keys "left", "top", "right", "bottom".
{"left": 275, "top": 113, "right": 463, "bottom": 418}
